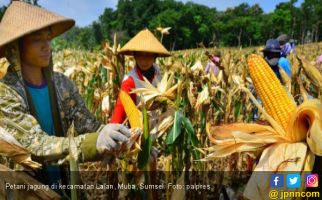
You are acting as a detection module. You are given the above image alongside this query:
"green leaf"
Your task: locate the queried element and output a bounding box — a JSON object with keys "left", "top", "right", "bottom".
{"left": 182, "top": 117, "right": 201, "bottom": 163}
{"left": 200, "top": 112, "right": 206, "bottom": 133}
{"left": 143, "top": 107, "right": 149, "bottom": 139}
{"left": 138, "top": 135, "right": 152, "bottom": 170}
{"left": 99, "top": 64, "right": 108, "bottom": 86}
{"left": 166, "top": 111, "right": 183, "bottom": 145}
{"left": 137, "top": 106, "right": 152, "bottom": 170}
{"left": 234, "top": 101, "right": 242, "bottom": 119}
{"left": 182, "top": 117, "right": 199, "bottom": 147}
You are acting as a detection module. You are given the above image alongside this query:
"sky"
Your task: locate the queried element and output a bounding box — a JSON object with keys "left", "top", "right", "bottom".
{"left": 0, "top": 0, "right": 304, "bottom": 27}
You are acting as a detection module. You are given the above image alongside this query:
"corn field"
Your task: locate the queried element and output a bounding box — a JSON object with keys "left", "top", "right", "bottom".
{"left": 1, "top": 41, "right": 322, "bottom": 199}
{"left": 51, "top": 40, "right": 322, "bottom": 199}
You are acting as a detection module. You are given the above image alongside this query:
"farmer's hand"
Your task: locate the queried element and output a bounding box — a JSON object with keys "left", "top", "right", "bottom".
{"left": 96, "top": 124, "right": 131, "bottom": 154}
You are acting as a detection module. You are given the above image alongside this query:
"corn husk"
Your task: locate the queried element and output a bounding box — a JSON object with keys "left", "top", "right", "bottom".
{"left": 244, "top": 143, "right": 308, "bottom": 200}
{"left": 120, "top": 128, "right": 143, "bottom": 157}
{"left": 206, "top": 98, "right": 322, "bottom": 158}
{"left": 298, "top": 75, "right": 309, "bottom": 101}
{"left": 287, "top": 99, "right": 322, "bottom": 155}
{"left": 290, "top": 53, "right": 301, "bottom": 79}
{"left": 203, "top": 123, "right": 286, "bottom": 160}
{"left": 299, "top": 55, "right": 322, "bottom": 90}
{"left": 206, "top": 97, "right": 322, "bottom": 199}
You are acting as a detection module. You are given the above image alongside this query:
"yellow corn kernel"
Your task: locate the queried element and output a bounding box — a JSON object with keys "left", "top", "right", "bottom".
{"left": 247, "top": 54, "right": 296, "bottom": 134}
{"left": 119, "top": 90, "right": 142, "bottom": 128}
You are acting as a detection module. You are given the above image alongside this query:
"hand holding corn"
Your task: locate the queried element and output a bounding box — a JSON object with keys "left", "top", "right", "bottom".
{"left": 96, "top": 124, "right": 131, "bottom": 153}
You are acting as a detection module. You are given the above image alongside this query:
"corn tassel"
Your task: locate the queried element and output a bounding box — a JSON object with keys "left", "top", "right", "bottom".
{"left": 119, "top": 90, "right": 142, "bottom": 128}
{"left": 247, "top": 54, "right": 296, "bottom": 134}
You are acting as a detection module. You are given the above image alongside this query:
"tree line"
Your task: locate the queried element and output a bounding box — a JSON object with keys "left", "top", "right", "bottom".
{"left": 0, "top": 0, "right": 321, "bottom": 51}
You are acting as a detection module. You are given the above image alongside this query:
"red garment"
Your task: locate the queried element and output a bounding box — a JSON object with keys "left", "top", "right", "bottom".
{"left": 111, "top": 67, "right": 154, "bottom": 123}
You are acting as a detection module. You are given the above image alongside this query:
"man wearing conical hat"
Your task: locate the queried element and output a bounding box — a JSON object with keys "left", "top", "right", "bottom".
{"left": 111, "top": 29, "right": 170, "bottom": 123}
{"left": 0, "top": 0, "right": 132, "bottom": 192}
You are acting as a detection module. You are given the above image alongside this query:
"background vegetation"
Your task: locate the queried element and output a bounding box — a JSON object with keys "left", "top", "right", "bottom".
{"left": 1, "top": 0, "right": 321, "bottom": 50}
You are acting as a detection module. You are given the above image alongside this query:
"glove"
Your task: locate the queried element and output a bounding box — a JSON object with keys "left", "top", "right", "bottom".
{"left": 96, "top": 124, "right": 131, "bottom": 154}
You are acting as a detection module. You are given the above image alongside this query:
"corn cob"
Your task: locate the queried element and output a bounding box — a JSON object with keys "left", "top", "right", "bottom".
{"left": 247, "top": 54, "right": 296, "bottom": 134}
{"left": 119, "top": 90, "right": 142, "bottom": 128}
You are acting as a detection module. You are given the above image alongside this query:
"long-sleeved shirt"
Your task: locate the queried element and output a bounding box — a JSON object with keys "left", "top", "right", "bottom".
{"left": 0, "top": 71, "right": 103, "bottom": 165}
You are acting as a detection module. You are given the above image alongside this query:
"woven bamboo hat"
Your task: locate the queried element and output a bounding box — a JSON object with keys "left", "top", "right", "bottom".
{"left": 119, "top": 29, "right": 170, "bottom": 57}
{"left": 0, "top": 1, "right": 75, "bottom": 49}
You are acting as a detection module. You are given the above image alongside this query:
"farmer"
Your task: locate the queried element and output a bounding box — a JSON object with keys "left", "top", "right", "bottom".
{"left": 276, "top": 34, "right": 293, "bottom": 78}
{"left": 111, "top": 29, "right": 171, "bottom": 123}
{"left": 205, "top": 50, "right": 222, "bottom": 76}
{"left": 262, "top": 39, "right": 291, "bottom": 80}
{"left": 277, "top": 34, "right": 294, "bottom": 57}
{"left": 0, "top": 1, "right": 136, "bottom": 194}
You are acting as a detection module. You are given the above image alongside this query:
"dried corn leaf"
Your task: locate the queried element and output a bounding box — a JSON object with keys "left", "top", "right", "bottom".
{"left": 125, "top": 128, "right": 142, "bottom": 150}
{"left": 150, "top": 109, "right": 175, "bottom": 138}
{"left": 156, "top": 26, "right": 171, "bottom": 35}
{"left": 131, "top": 72, "right": 177, "bottom": 107}
{"left": 195, "top": 85, "right": 209, "bottom": 109}
{"left": 101, "top": 94, "right": 110, "bottom": 114}
{"left": 232, "top": 75, "right": 244, "bottom": 86}
{"left": 108, "top": 128, "right": 143, "bottom": 158}
{"left": 190, "top": 60, "right": 203, "bottom": 71}
{"left": 187, "top": 82, "right": 196, "bottom": 107}
{"left": 63, "top": 66, "right": 78, "bottom": 78}
{"left": 158, "top": 72, "right": 174, "bottom": 93}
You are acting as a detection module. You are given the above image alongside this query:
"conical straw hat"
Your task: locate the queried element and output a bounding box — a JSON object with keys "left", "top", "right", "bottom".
{"left": 0, "top": 1, "right": 75, "bottom": 48}
{"left": 119, "top": 29, "right": 170, "bottom": 57}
